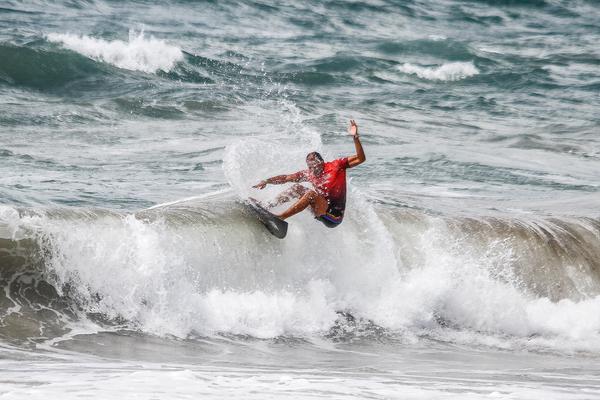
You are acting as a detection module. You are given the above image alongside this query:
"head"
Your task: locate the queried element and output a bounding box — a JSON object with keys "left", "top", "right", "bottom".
{"left": 306, "top": 151, "right": 324, "bottom": 175}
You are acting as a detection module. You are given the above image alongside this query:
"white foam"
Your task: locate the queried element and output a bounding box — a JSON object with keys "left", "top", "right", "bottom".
{"left": 35, "top": 206, "right": 397, "bottom": 339}
{"left": 16, "top": 198, "right": 600, "bottom": 353}
{"left": 0, "top": 360, "right": 589, "bottom": 400}
{"left": 398, "top": 61, "right": 479, "bottom": 81}
{"left": 46, "top": 30, "right": 183, "bottom": 73}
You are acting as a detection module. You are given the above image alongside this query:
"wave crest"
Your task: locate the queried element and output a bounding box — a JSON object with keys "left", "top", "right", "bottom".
{"left": 398, "top": 61, "right": 479, "bottom": 81}
{"left": 46, "top": 30, "right": 183, "bottom": 73}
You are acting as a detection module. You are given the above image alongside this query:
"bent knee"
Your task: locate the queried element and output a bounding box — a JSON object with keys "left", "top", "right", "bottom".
{"left": 302, "top": 190, "right": 318, "bottom": 200}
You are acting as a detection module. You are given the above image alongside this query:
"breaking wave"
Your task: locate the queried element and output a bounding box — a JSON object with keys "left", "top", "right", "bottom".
{"left": 46, "top": 30, "right": 183, "bottom": 73}
{"left": 398, "top": 61, "right": 479, "bottom": 81}
{"left": 1, "top": 193, "right": 599, "bottom": 353}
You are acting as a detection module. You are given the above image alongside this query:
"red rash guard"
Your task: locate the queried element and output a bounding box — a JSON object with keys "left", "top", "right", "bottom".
{"left": 306, "top": 157, "right": 349, "bottom": 220}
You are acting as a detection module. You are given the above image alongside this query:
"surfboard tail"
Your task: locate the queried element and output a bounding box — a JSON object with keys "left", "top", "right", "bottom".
{"left": 244, "top": 198, "right": 288, "bottom": 239}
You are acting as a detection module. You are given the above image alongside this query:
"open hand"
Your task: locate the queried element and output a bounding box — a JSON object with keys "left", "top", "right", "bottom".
{"left": 253, "top": 181, "right": 267, "bottom": 189}
{"left": 348, "top": 119, "right": 358, "bottom": 137}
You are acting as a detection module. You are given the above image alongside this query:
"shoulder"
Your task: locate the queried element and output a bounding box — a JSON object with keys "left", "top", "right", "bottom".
{"left": 330, "top": 157, "right": 349, "bottom": 170}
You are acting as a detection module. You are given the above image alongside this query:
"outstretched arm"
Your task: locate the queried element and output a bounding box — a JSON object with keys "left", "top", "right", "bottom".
{"left": 347, "top": 119, "right": 366, "bottom": 168}
{"left": 253, "top": 171, "right": 306, "bottom": 189}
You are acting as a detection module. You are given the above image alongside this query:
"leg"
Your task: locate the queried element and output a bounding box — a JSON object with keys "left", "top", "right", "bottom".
{"left": 267, "top": 184, "right": 308, "bottom": 208}
{"left": 276, "top": 189, "right": 328, "bottom": 220}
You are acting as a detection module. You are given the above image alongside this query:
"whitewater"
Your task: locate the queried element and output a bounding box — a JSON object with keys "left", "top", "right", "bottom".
{"left": 1, "top": 0, "right": 600, "bottom": 399}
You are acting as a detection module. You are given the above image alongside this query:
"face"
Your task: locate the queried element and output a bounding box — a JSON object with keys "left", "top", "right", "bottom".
{"left": 306, "top": 154, "right": 324, "bottom": 176}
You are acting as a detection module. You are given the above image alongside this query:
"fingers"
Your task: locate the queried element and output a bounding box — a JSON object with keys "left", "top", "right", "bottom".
{"left": 348, "top": 119, "right": 358, "bottom": 136}
{"left": 348, "top": 119, "right": 356, "bottom": 134}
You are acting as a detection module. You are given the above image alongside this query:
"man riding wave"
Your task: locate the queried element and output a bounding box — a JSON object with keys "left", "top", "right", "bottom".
{"left": 253, "top": 120, "right": 366, "bottom": 228}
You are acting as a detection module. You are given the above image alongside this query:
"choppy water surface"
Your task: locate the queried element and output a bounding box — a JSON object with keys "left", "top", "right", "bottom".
{"left": 1, "top": 1, "right": 600, "bottom": 398}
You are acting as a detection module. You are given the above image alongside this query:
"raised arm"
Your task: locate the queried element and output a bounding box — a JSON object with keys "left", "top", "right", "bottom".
{"left": 347, "top": 119, "right": 365, "bottom": 168}
{"left": 253, "top": 170, "right": 306, "bottom": 189}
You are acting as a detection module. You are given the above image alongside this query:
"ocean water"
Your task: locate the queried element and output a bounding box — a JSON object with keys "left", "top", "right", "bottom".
{"left": 1, "top": 0, "right": 600, "bottom": 398}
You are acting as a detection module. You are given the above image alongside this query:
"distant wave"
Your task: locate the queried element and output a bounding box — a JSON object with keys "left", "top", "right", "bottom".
{"left": 398, "top": 61, "right": 479, "bottom": 81}
{"left": 46, "top": 30, "right": 183, "bottom": 73}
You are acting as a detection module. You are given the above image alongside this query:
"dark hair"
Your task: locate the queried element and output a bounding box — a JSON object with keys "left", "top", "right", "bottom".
{"left": 306, "top": 151, "right": 323, "bottom": 162}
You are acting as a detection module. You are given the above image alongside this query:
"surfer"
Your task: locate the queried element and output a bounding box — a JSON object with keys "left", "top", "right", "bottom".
{"left": 253, "top": 120, "right": 365, "bottom": 228}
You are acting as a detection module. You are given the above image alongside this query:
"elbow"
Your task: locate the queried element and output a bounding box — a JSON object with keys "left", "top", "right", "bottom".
{"left": 354, "top": 157, "right": 366, "bottom": 167}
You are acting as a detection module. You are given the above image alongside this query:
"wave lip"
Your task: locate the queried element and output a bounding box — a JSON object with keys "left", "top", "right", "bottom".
{"left": 46, "top": 30, "right": 183, "bottom": 73}
{"left": 398, "top": 61, "right": 479, "bottom": 81}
